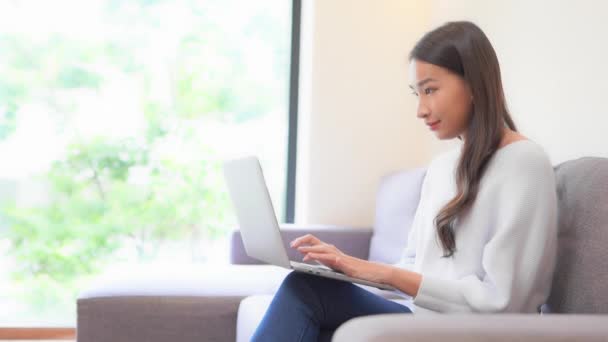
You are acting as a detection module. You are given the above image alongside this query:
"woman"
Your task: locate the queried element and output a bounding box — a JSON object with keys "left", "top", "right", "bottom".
{"left": 252, "top": 21, "right": 558, "bottom": 341}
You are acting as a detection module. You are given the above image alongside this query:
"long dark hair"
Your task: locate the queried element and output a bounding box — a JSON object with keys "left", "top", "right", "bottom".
{"left": 410, "top": 21, "right": 517, "bottom": 257}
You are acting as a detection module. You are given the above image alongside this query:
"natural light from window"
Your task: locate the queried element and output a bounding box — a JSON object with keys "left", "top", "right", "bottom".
{"left": 0, "top": 0, "right": 292, "bottom": 326}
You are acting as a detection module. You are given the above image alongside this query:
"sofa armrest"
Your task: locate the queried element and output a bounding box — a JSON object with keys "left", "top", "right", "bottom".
{"left": 333, "top": 314, "right": 608, "bottom": 342}
{"left": 230, "top": 223, "right": 373, "bottom": 264}
{"left": 77, "top": 264, "right": 291, "bottom": 342}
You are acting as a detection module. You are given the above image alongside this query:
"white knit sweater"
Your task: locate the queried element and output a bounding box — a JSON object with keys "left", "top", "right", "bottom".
{"left": 394, "top": 140, "right": 558, "bottom": 314}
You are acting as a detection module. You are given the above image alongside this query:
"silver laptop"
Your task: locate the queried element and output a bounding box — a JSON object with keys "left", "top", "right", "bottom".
{"left": 222, "top": 156, "right": 395, "bottom": 291}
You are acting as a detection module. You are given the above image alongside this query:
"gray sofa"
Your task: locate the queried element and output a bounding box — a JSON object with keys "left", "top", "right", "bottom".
{"left": 77, "top": 157, "right": 608, "bottom": 341}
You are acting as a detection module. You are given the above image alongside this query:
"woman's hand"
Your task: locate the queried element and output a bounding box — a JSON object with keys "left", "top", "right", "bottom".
{"left": 290, "top": 234, "right": 391, "bottom": 284}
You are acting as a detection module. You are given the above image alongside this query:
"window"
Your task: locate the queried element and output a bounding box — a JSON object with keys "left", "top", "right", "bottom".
{"left": 0, "top": 0, "right": 297, "bottom": 326}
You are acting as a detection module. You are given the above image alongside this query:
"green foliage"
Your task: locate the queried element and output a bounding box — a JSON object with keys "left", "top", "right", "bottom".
{"left": 0, "top": 109, "right": 17, "bottom": 140}
{"left": 0, "top": 0, "right": 289, "bottom": 320}
{"left": 56, "top": 66, "right": 103, "bottom": 89}
{"left": 4, "top": 198, "right": 118, "bottom": 282}
{"left": 2, "top": 136, "right": 231, "bottom": 310}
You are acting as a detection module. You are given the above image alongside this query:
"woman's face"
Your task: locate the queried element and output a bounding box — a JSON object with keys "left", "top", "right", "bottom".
{"left": 408, "top": 59, "right": 473, "bottom": 140}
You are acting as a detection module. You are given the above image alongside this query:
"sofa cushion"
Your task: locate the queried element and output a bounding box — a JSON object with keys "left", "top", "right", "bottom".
{"left": 333, "top": 314, "right": 608, "bottom": 342}
{"left": 236, "top": 295, "right": 272, "bottom": 342}
{"left": 369, "top": 168, "right": 427, "bottom": 263}
{"left": 547, "top": 157, "right": 608, "bottom": 313}
{"left": 79, "top": 263, "right": 291, "bottom": 299}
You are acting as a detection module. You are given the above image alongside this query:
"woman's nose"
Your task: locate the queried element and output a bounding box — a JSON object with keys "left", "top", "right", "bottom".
{"left": 416, "top": 101, "right": 430, "bottom": 119}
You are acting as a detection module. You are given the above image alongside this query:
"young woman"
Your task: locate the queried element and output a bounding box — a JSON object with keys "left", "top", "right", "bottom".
{"left": 252, "top": 21, "right": 558, "bottom": 341}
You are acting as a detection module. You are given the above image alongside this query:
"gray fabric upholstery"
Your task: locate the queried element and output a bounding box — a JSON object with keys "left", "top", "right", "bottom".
{"left": 333, "top": 314, "right": 608, "bottom": 342}
{"left": 369, "top": 168, "right": 427, "bottom": 263}
{"left": 77, "top": 265, "right": 290, "bottom": 342}
{"left": 547, "top": 157, "right": 608, "bottom": 313}
{"left": 230, "top": 224, "right": 373, "bottom": 264}
{"left": 78, "top": 296, "right": 242, "bottom": 342}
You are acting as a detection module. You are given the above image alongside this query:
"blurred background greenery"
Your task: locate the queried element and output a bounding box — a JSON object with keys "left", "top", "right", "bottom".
{"left": 0, "top": 0, "right": 291, "bottom": 325}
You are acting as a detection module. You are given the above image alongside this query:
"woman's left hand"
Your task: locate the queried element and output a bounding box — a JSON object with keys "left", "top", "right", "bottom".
{"left": 290, "top": 234, "right": 391, "bottom": 284}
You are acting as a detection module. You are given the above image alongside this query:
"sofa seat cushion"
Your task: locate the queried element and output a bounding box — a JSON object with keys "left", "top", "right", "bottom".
{"left": 79, "top": 263, "right": 291, "bottom": 299}
{"left": 236, "top": 295, "right": 273, "bottom": 342}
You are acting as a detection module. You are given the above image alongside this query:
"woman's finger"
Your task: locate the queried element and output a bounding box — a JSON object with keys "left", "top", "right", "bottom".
{"left": 304, "top": 252, "right": 339, "bottom": 266}
{"left": 297, "top": 245, "right": 331, "bottom": 253}
{"left": 290, "top": 234, "right": 321, "bottom": 248}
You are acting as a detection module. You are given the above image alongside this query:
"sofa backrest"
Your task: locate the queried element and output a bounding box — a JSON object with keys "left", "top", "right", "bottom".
{"left": 547, "top": 157, "right": 608, "bottom": 314}
{"left": 369, "top": 168, "right": 427, "bottom": 263}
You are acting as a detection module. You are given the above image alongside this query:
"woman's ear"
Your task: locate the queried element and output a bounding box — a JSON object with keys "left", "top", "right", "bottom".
{"left": 465, "top": 83, "right": 474, "bottom": 102}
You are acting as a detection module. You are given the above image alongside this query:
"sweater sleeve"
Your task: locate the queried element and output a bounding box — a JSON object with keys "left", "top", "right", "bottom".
{"left": 412, "top": 151, "right": 558, "bottom": 313}
{"left": 392, "top": 219, "right": 417, "bottom": 272}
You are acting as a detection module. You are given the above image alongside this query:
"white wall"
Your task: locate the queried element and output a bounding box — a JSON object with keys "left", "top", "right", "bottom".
{"left": 295, "top": 0, "right": 433, "bottom": 226}
{"left": 296, "top": 0, "right": 608, "bottom": 227}
{"left": 429, "top": 0, "right": 608, "bottom": 163}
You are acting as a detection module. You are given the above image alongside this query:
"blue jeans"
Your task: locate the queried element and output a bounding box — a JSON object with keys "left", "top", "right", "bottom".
{"left": 252, "top": 271, "right": 413, "bottom": 342}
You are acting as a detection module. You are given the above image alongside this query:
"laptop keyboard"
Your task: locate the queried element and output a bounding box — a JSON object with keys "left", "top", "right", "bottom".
{"left": 291, "top": 261, "right": 345, "bottom": 274}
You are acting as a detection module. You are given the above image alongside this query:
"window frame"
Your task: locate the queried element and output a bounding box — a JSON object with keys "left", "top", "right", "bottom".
{"left": 285, "top": 0, "right": 301, "bottom": 223}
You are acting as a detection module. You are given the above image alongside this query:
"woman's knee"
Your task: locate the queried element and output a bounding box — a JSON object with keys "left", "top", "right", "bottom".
{"left": 281, "top": 271, "right": 314, "bottom": 290}
{"left": 272, "top": 272, "right": 319, "bottom": 306}
{"left": 279, "top": 271, "right": 330, "bottom": 294}
{"left": 281, "top": 271, "right": 349, "bottom": 294}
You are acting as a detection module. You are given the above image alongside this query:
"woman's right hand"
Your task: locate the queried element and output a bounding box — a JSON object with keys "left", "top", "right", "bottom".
{"left": 290, "top": 234, "right": 347, "bottom": 269}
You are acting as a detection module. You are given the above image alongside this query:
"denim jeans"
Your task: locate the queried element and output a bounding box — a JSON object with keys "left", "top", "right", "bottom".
{"left": 251, "top": 271, "right": 413, "bottom": 342}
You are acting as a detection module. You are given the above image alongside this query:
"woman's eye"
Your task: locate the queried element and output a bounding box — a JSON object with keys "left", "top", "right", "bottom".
{"left": 424, "top": 88, "right": 436, "bottom": 95}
